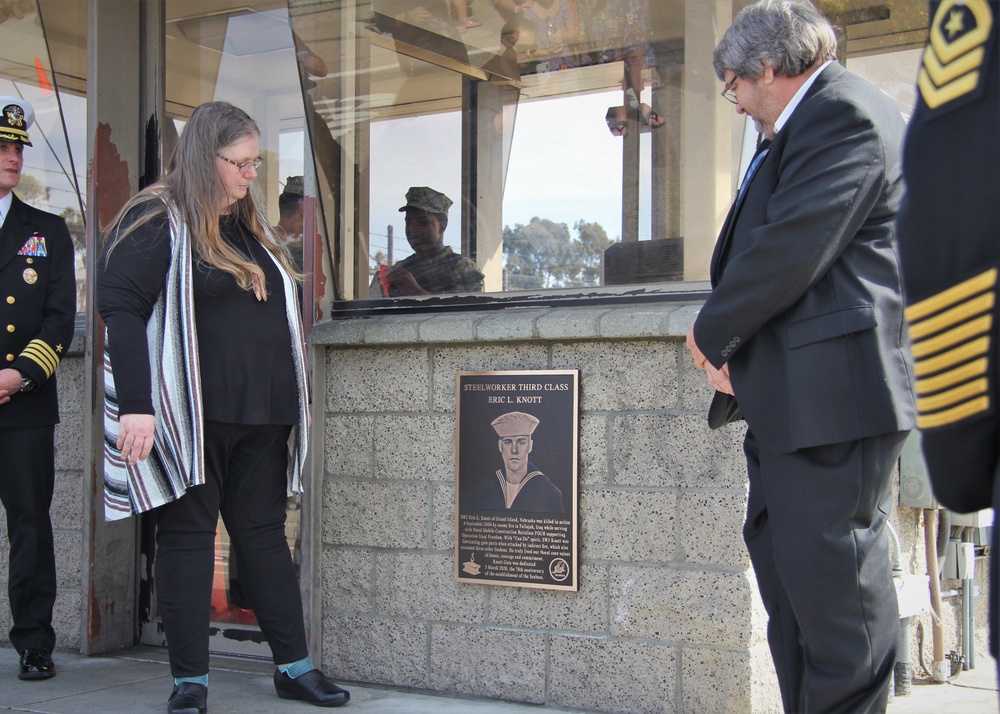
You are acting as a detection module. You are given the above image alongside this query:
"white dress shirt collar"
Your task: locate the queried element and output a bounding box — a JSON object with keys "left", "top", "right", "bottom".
{"left": 774, "top": 60, "right": 834, "bottom": 135}
{"left": 0, "top": 191, "right": 13, "bottom": 229}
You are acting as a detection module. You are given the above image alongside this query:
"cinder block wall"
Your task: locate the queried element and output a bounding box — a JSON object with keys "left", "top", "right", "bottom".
{"left": 312, "top": 304, "right": 783, "bottom": 713}
{"left": 0, "top": 347, "right": 85, "bottom": 653}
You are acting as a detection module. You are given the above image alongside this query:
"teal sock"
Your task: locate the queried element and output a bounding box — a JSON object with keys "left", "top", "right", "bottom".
{"left": 279, "top": 657, "right": 315, "bottom": 679}
{"left": 174, "top": 674, "right": 208, "bottom": 687}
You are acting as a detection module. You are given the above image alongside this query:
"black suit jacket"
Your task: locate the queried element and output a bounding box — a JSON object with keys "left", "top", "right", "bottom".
{"left": 694, "top": 63, "right": 916, "bottom": 452}
{"left": 0, "top": 193, "right": 76, "bottom": 428}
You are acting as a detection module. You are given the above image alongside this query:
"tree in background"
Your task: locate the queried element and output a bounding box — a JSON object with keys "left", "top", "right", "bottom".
{"left": 502, "top": 217, "right": 614, "bottom": 290}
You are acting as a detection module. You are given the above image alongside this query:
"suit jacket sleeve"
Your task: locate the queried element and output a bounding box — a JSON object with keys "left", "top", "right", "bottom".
{"left": 694, "top": 92, "right": 891, "bottom": 369}
{"left": 11, "top": 209, "right": 76, "bottom": 386}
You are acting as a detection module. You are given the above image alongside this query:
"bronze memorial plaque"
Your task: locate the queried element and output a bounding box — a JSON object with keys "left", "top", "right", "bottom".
{"left": 455, "top": 370, "right": 579, "bottom": 591}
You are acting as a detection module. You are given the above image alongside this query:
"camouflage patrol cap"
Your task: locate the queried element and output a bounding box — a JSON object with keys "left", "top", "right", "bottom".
{"left": 0, "top": 96, "right": 34, "bottom": 146}
{"left": 398, "top": 186, "right": 452, "bottom": 215}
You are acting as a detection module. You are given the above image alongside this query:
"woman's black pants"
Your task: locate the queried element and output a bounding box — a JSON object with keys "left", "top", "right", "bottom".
{"left": 154, "top": 421, "right": 307, "bottom": 677}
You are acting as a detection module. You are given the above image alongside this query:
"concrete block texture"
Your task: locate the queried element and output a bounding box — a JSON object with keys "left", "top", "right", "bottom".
{"left": 321, "top": 547, "right": 374, "bottom": 613}
{"left": 613, "top": 413, "right": 746, "bottom": 489}
{"left": 322, "top": 481, "right": 429, "bottom": 549}
{"left": 681, "top": 644, "right": 781, "bottom": 714}
{"left": 429, "top": 625, "right": 547, "bottom": 703}
{"left": 54, "top": 417, "right": 85, "bottom": 471}
{"left": 55, "top": 356, "right": 85, "bottom": 415}
{"left": 580, "top": 489, "right": 678, "bottom": 564}
{"left": 373, "top": 414, "right": 454, "bottom": 482}
{"left": 321, "top": 614, "right": 428, "bottom": 688}
{"left": 431, "top": 344, "right": 550, "bottom": 413}
{"left": 488, "top": 564, "right": 609, "bottom": 633}
{"left": 551, "top": 340, "right": 679, "bottom": 412}
{"left": 413, "top": 312, "right": 479, "bottom": 343}
{"left": 677, "top": 490, "right": 750, "bottom": 568}
{"left": 374, "top": 552, "right": 487, "bottom": 623}
{"left": 324, "top": 415, "right": 374, "bottom": 478}
{"left": 52, "top": 589, "right": 82, "bottom": 650}
{"left": 430, "top": 482, "right": 456, "bottom": 551}
{"left": 609, "top": 566, "right": 756, "bottom": 647}
{"left": 325, "top": 348, "right": 430, "bottom": 412}
{"left": 474, "top": 309, "right": 549, "bottom": 342}
{"left": 50, "top": 472, "right": 83, "bottom": 531}
{"left": 548, "top": 635, "right": 677, "bottom": 713}
{"left": 578, "top": 414, "right": 610, "bottom": 485}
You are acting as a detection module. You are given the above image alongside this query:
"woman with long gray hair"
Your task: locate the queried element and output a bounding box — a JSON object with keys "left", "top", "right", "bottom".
{"left": 97, "top": 101, "right": 348, "bottom": 713}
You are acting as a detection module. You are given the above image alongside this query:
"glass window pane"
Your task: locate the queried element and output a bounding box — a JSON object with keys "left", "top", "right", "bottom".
{"left": 288, "top": 0, "right": 936, "bottom": 306}
{"left": 1, "top": 0, "right": 86, "bottom": 311}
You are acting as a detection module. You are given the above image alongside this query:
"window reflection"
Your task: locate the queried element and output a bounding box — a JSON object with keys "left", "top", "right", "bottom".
{"left": 285, "top": 0, "right": 934, "bottom": 304}
{"left": 0, "top": 0, "right": 86, "bottom": 310}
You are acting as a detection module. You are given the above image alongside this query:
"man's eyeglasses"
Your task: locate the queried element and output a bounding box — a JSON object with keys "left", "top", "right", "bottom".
{"left": 721, "top": 76, "right": 739, "bottom": 104}
{"left": 217, "top": 154, "right": 263, "bottom": 172}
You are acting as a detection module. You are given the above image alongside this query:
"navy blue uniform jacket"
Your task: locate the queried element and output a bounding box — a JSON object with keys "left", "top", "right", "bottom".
{"left": 0, "top": 193, "right": 76, "bottom": 428}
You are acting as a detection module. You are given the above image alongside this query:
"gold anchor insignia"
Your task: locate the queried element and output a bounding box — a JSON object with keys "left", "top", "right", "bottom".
{"left": 22, "top": 268, "right": 38, "bottom": 284}
{"left": 918, "top": 0, "right": 993, "bottom": 109}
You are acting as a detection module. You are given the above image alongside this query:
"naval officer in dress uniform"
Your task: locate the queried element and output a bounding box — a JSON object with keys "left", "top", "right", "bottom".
{"left": 0, "top": 95, "right": 76, "bottom": 681}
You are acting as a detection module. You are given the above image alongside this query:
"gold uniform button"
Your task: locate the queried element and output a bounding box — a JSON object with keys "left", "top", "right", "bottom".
{"left": 26, "top": 258, "right": 33, "bottom": 264}
{"left": 6, "top": 325, "right": 14, "bottom": 333}
{"left": 5, "top": 354, "right": 12, "bottom": 362}
{"left": 5, "top": 296, "right": 13, "bottom": 304}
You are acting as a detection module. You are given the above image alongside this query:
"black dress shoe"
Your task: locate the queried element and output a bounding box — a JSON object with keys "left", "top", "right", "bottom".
{"left": 274, "top": 668, "right": 350, "bottom": 707}
{"left": 167, "top": 682, "right": 207, "bottom": 714}
{"left": 18, "top": 649, "right": 56, "bottom": 680}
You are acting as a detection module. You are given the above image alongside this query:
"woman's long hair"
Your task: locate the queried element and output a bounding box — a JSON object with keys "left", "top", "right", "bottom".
{"left": 104, "top": 101, "right": 298, "bottom": 291}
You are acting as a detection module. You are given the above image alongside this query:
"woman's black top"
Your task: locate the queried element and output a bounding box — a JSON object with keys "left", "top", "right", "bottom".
{"left": 97, "top": 209, "right": 298, "bottom": 425}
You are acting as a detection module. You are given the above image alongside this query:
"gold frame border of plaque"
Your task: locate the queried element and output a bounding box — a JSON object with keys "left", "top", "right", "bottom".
{"left": 455, "top": 369, "right": 579, "bottom": 591}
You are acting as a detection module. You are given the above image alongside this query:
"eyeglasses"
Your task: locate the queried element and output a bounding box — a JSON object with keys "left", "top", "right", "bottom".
{"left": 721, "top": 76, "right": 739, "bottom": 104}
{"left": 217, "top": 154, "right": 263, "bottom": 172}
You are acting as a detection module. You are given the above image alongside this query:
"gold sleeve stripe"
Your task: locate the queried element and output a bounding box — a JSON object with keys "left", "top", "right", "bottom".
{"left": 913, "top": 337, "right": 990, "bottom": 377}
{"left": 21, "top": 339, "right": 61, "bottom": 378}
{"left": 910, "top": 314, "right": 992, "bottom": 358}
{"left": 905, "top": 268, "right": 997, "bottom": 322}
{"left": 908, "top": 292, "right": 994, "bottom": 340}
{"left": 917, "top": 396, "right": 991, "bottom": 429}
{"left": 921, "top": 43, "right": 985, "bottom": 86}
{"left": 918, "top": 67, "right": 980, "bottom": 110}
{"left": 915, "top": 358, "right": 988, "bottom": 394}
{"left": 916, "top": 378, "right": 988, "bottom": 412}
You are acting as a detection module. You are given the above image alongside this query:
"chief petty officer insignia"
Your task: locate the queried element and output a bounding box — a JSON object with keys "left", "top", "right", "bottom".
{"left": 905, "top": 267, "right": 996, "bottom": 429}
{"left": 917, "top": 0, "right": 995, "bottom": 114}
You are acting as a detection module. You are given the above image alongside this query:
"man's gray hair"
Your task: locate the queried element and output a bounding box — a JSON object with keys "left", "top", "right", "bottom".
{"left": 713, "top": 0, "right": 838, "bottom": 81}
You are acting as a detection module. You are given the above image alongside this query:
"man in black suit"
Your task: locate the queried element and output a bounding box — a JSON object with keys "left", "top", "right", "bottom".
{"left": 896, "top": 0, "right": 999, "bottom": 683}
{"left": 0, "top": 96, "right": 76, "bottom": 681}
{"left": 684, "top": 2, "right": 916, "bottom": 711}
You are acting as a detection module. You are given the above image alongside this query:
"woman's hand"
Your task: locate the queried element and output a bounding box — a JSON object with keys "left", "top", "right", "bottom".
{"left": 118, "top": 413, "right": 156, "bottom": 465}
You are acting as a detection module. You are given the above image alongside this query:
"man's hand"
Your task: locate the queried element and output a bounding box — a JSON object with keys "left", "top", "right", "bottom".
{"left": 687, "top": 324, "right": 735, "bottom": 395}
{"left": 0, "top": 367, "right": 24, "bottom": 404}
{"left": 117, "top": 413, "right": 156, "bottom": 466}
{"left": 706, "top": 363, "right": 734, "bottom": 395}
{"left": 385, "top": 265, "right": 429, "bottom": 296}
{"left": 686, "top": 324, "right": 708, "bottom": 369}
